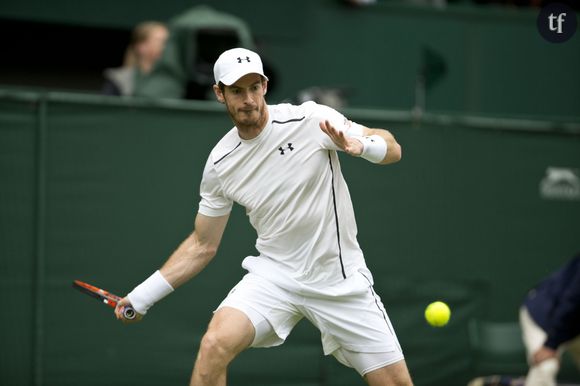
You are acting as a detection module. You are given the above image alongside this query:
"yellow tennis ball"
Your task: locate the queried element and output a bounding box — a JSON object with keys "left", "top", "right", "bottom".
{"left": 425, "top": 301, "right": 451, "bottom": 327}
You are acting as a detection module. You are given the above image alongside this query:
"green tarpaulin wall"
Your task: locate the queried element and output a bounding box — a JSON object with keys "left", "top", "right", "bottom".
{"left": 1, "top": 90, "right": 579, "bottom": 385}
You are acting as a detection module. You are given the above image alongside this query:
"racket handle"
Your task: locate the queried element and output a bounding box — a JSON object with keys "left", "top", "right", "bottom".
{"left": 123, "top": 306, "right": 137, "bottom": 320}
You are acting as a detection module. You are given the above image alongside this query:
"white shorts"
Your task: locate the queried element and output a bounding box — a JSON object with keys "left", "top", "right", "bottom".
{"left": 216, "top": 272, "right": 404, "bottom": 376}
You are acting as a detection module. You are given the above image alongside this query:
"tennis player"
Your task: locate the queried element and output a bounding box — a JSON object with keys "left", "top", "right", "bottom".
{"left": 115, "top": 47, "right": 412, "bottom": 386}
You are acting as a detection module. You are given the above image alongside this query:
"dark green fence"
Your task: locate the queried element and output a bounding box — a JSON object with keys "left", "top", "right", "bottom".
{"left": 1, "top": 90, "right": 579, "bottom": 386}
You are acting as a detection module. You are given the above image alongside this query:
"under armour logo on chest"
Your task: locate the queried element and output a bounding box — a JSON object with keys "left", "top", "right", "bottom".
{"left": 278, "top": 143, "right": 294, "bottom": 155}
{"left": 237, "top": 56, "right": 251, "bottom": 63}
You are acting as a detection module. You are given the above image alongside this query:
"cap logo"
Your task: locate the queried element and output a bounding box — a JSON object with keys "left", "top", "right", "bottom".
{"left": 237, "top": 56, "right": 251, "bottom": 63}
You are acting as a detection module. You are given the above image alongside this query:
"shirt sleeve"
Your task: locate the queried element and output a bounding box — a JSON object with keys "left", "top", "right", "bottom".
{"left": 198, "top": 156, "right": 233, "bottom": 217}
{"left": 308, "top": 102, "right": 364, "bottom": 150}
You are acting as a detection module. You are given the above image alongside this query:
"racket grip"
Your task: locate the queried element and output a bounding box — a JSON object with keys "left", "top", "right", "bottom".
{"left": 123, "top": 306, "right": 136, "bottom": 320}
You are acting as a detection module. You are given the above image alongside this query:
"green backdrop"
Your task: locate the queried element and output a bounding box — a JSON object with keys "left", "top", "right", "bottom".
{"left": 1, "top": 90, "right": 579, "bottom": 385}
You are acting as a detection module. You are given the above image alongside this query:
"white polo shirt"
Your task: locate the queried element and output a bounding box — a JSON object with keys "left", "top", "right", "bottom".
{"left": 198, "top": 101, "right": 373, "bottom": 292}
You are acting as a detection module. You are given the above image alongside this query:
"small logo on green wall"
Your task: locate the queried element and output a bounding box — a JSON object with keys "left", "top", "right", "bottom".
{"left": 540, "top": 167, "right": 580, "bottom": 200}
{"left": 537, "top": 3, "right": 577, "bottom": 43}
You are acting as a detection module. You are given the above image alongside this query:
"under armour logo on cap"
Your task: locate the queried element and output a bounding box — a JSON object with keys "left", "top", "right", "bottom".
{"left": 214, "top": 48, "right": 269, "bottom": 86}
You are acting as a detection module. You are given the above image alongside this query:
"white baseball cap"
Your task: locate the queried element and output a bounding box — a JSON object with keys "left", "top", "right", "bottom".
{"left": 213, "top": 47, "right": 268, "bottom": 86}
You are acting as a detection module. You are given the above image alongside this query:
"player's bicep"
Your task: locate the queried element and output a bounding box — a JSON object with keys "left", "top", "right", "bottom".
{"left": 194, "top": 212, "right": 229, "bottom": 252}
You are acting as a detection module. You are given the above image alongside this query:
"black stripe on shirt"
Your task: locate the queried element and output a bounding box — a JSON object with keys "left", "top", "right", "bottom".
{"left": 214, "top": 142, "right": 242, "bottom": 165}
{"left": 272, "top": 116, "right": 306, "bottom": 125}
{"left": 328, "top": 151, "right": 346, "bottom": 279}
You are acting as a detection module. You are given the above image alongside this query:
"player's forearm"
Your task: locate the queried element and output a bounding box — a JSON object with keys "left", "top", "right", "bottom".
{"left": 125, "top": 232, "right": 217, "bottom": 316}
{"left": 123, "top": 214, "right": 227, "bottom": 317}
{"left": 365, "top": 128, "right": 402, "bottom": 165}
{"left": 160, "top": 232, "right": 217, "bottom": 289}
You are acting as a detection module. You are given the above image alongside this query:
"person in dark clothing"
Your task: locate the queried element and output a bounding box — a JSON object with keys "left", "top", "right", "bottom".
{"left": 520, "top": 254, "right": 580, "bottom": 386}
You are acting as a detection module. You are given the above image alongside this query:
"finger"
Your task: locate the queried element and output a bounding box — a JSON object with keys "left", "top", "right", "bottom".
{"left": 330, "top": 124, "right": 347, "bottom": 144}
{"left": 324, "top": 121, "right": 341, "bottom": 141}
{"left": 320, "top": 120, "right": 351, "bottom": 152}
{"left": 325, "top": 120, "right": 337, "bottom": 135}
{"left": 114, "top": 305, "right": 123, "bottom": 319}
{"left": 319, "top": 120, "right": 331, "bottom": 135}
{"left": 330, "top": 122, "right": 346, "bottom": 140}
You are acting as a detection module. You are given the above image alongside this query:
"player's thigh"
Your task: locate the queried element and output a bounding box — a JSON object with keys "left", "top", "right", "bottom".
{"left": 217, "top": 273, "right": 303, "bottom": 348}
{"left": 201, "top": 306, "right": 255, "bottom": 358}
{"left": 364, "top": 359, "right": 413, "bottom": 386}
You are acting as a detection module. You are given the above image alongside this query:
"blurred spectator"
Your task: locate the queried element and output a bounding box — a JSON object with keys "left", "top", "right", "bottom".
{"left": 131, "top": 6, "right": 279, "bottom": 101}
{"left": 102, "top": 21, "right": 168, "bottom": 96}
{"left": 132, "top": 6, "right": 261, "bottom": 100}
{"left": 520, "top": 254, "right": 580, "bottom": 386}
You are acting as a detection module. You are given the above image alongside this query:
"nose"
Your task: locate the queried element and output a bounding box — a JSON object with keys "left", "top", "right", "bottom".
{"left": 242, "top": 90, "right": 254, "bottom": 105}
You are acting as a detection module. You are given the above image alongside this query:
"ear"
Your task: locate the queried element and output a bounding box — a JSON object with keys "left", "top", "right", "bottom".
{"left": 263, "top": 80, "right": 268, "bottom": 96}
{"left": 213, "top": 84, "right": 225, "bottom": 104}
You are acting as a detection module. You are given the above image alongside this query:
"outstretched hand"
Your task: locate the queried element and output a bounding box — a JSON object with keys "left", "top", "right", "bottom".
{"left": 319, "top": 120, "right": 363, "bottom": 156}
{"left": 532, "top": 346, "right": 558, "bottom": 365}
{"left": 114, "top": 297, "right": 144, "bottom": 324}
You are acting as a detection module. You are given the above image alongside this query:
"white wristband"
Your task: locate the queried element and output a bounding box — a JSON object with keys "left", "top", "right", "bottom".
{"left": 353, "top": 135, "right": 387, "bottom": 163}
{"left": 127, "top": 270, "right": 174, "bottom": 315}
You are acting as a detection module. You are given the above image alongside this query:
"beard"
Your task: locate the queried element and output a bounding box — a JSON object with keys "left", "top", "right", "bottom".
{"left": 226, "top": 102, "right": 265, "bottom": 131}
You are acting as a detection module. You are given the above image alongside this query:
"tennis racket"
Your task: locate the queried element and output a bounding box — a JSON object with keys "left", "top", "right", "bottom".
{"left": 72, "top": 279, "right": 136, "bottom": 320}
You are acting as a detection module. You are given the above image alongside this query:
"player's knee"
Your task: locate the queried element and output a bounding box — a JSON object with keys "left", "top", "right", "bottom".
{"left": 365, "top": 375, "right": 413, "bottom": 386}
{"left": 199, "top": 332, "right": 226, "bottom": 359}
{"left": 198, "top": 330, "right": 236, "bottom": 364}
{"left": 397, "top": 379, "right": 413, "bottom": 386}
